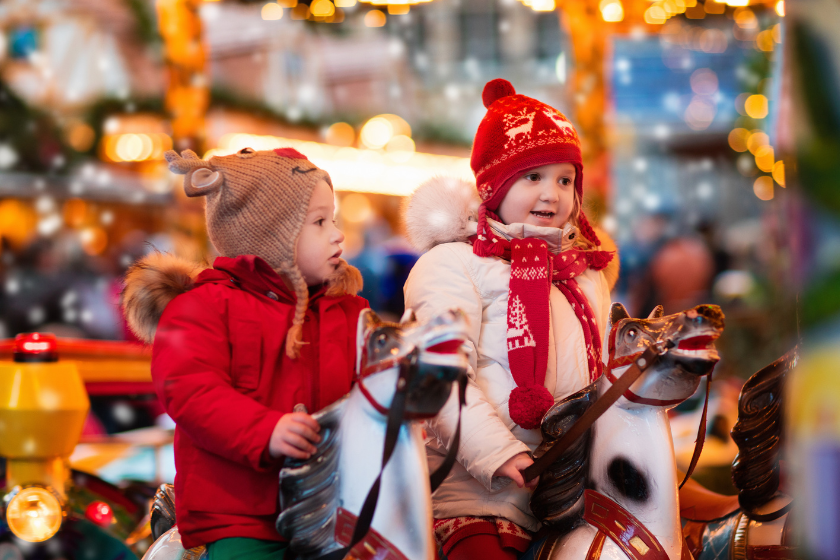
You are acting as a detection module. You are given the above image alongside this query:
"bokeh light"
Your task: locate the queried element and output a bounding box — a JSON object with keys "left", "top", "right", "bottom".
{"left": 747, "top": 131, "right": 769, "bottom": 154}
{"left": 600, "top": 0, "right": 624, "bottom": 22}
{"left": 745, "top": 95, "right": 769, "bottom": 119}
{"left": 754, "top": 145, "right": 775, "bottom": 173}
{"left": 690, "top": 68, "right": 718, "bottom": 95}
{"left": 364, "top": 9, "right": 386, "bottom": 27}
{"left": 753, "top": 176, "right": 774, "bottom": 201}
{"left": 311, "top": 0, "right": 335, "bottom": 17}
{"left": 340, "top": 193, "right": 373, "bottom": 223}
{"left": 773, "top": 161, "right": 785, "bottom": 186}
{"left": 360, "top": 117, "right": 394, "bottom": 149}
{"left": 728, "top": 128, "right": 750, "bottom": 152}
{"left": 325, "top": 122, "right": 356, "bottom": 147}
{"left": 261, "top": 3, "right": 284, "bottom": 20}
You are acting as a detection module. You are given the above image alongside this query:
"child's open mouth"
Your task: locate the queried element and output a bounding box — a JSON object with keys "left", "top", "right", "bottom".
{"left": 531, "top": 211, "right": 555, "bottom": 219}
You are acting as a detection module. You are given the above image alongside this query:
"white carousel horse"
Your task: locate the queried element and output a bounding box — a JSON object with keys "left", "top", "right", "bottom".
{"left": 143, "top": 307, "right": 470, "bottom": 560}
{"left": 527, "top": 303, "right": 796, "bottom": 560}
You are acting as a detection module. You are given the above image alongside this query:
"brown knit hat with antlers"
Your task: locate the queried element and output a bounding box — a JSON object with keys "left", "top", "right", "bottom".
{"left": 164, "top": 146, "right": 337, "bottom": 359}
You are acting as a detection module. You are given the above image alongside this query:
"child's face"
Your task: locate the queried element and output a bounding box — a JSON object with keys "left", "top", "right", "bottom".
{"left": 296, "top": 180, "right": 345, "bottom": 286}
{"left": 497, "top": 162, "right": 576, "bottom": 229}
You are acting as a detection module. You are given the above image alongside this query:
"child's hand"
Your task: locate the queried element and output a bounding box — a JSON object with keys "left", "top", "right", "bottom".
{"left": 269, "top": 413, "right": 321, "bottom": 459}
{"left": 493, "top": 452, "right": 539, "bottom": 489}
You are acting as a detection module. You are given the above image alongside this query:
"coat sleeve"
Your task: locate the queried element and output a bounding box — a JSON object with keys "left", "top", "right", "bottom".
{"left": 404, "top": 244, "right": 531, "bottom": 490}
{"left": 151, "top": 288, "right": 284, "bottom": 472}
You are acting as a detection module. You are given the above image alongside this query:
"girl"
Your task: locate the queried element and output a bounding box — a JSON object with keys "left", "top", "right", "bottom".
{"left": 403, "top": 79, "right": 619, "bottom": 559}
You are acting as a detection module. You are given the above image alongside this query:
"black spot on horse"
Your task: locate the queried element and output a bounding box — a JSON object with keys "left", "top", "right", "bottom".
{"left": 607, "top": 457, "right": 649, "bottom": 503}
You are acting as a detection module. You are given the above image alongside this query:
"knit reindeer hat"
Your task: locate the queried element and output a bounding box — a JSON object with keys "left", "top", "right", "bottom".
{"left": 471, "top": 79, "right": 601, "bottom": 254}
{"left": 164, "top": 146, "right": 344, "bottom": 359}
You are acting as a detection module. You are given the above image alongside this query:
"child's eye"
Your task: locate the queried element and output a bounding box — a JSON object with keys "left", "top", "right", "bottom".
{"left": 560, "top": 177, "right": 572, "bottom": 186}
{"left": 525, "top": 173, "right": 540, "bottom": 182}
{"left": 315, "top": 218, "right": 324, "bottom": 226}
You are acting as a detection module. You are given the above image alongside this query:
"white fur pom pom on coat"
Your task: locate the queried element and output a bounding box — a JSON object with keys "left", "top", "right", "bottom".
{"left": 403, "top": 176, "right": 482, "bottom": 253}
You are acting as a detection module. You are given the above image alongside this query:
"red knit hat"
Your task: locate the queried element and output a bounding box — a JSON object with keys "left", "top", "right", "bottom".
{"left": 471, "top": 79, "right": 585, "bottom": 209}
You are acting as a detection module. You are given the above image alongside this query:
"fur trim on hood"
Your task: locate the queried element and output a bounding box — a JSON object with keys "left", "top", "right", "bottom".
{"left": 403, "top": 175, "right": 620, "bottom": 291}
{"left": 121, "top": 253, "right": 363, "bottom": 345}
{"left": 121, "top": 252, "right": 205, "bottom": 344}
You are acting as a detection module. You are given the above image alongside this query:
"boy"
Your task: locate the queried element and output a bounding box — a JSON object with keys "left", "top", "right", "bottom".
{"left": 122, "top": 147, "right": 367, "bottom": 559}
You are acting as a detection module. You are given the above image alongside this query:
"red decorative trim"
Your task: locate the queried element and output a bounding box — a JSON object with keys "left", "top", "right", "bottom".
{"left": 586, "top": 531, "right": 607, "bottom": 560}
{"left": 335, "top": 507, "right": 411, "bottom": 560}
{"left": 583, "top": 490, "right": 669, "bottom": 560}
{"left": 603, "top": 369, "right": 685, "bottom": 407}
{"left": 747, "top": 546, "right": 800, "bottom": 559}
{"left": 357, "top": 380, "right": 390, "bottom": 416}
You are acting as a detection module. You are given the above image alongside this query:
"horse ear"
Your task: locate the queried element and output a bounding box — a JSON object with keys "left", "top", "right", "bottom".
{"left": 399, "top": 308, "right": 417, "bottom": 325}
{"left": 610, "top": 303, "right": 630, "bottom": 325}
{"left": 358, "top": 308, "right": 381, "bottom": 338}
{"left": 647, "top": 305, "right": 664, "bottom": 319}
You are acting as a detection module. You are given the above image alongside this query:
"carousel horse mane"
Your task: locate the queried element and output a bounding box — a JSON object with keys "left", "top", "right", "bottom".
{"left": 276, "top": 398, "right": 345, "bottom": 556}
{"left": 731, "top": 347, "right": 797, "bottom": 515}
{"left": 530, "top": 382, "right": 598, "bottom": 534}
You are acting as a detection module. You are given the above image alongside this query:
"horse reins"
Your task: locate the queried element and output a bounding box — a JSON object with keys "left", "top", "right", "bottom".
{"left": 318, "top": 348, "right": 467, "bottom": 560}
{"left": 522, "top": 339, "right": 675, "bottom": 483}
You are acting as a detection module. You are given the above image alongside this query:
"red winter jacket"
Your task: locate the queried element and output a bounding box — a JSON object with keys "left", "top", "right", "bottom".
{"left": 151, "top": 255, "right": 368, "bottom": 549}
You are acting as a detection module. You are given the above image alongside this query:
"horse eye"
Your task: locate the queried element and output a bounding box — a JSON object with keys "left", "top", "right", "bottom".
{"left": 376, "top": 333, "right": 388, "bottom": 346}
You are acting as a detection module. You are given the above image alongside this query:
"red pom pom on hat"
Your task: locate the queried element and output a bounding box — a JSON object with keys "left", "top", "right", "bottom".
{"left": 482, "top": 79, "right": 516, "bottom": 108}
{"left": 508, "top": 386, "right": 554, "bottom": 430}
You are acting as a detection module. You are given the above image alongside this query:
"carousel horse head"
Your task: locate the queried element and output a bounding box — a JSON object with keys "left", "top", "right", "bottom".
{"left": 606, "top": 302, "right": 725, "bottom": 407}
{"left": 356, "top": 308, "right": 470, "bottom": 418}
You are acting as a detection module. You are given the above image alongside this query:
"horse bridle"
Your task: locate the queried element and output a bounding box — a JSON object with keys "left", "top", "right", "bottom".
{"left": 318, "top": 348, "right": 467, "bottom": 560}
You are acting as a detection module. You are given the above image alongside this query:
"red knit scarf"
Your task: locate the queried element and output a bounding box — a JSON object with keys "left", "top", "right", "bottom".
{"left": 471, "top": 207, "right": 613, "bottom": 429}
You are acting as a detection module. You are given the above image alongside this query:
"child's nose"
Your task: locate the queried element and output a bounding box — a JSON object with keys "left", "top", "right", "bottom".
{"left": 333, "top": 226, "right": 345, "bottom": 245}
{"left": 540, "top": 186, "right": 560, "bottom": 202}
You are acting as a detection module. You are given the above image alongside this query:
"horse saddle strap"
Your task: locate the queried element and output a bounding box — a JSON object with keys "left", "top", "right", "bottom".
{"left": 523, "top": 344, "right": 665, "bottom": 483}
{"left": 583, "top": 490, "right": 681, "bottom": 560}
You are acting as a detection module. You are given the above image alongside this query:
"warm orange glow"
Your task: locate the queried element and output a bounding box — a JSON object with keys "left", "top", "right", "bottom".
{"left": 704, "top": 0, "right": 725, "bottom": 14}
{"left": 311, "top": 0, "right": 335, "bottom": 16}
{"left": 734, "top": 8, "right": 757, "bottom": 28}
{"left": 747, "top": 131, "right": 770, "bottom": 154}
{"left": 753, "top": 176, "right": 774, "bottom": 200}
{"left": 0, "top": 199, "right": 36, "bottom": 249}
{"left": 101, "top": 133, "right": 172, "bottom": 162}
{"left": 530, "top": 0, "right": 556, "bottom": 11}
{"left": 745, "top": 95, "right": 769, "bottom": 119}
{"left": 756, "top": 30, "right": 775, "bottom": 52}
{"left": 63, "top": 199, "right": 88, "bottom": 228}
{"left": 775, "top": 0, "right": 784, "bottom": 16}
{"left": 67, "top": 122, "right": 96, "bottom": 152}
{"left": 644, "top": 5, "right": 667, "bottom": 24}
{"left": 80, "top": 227, "right": 108, "bottom": 256}
{"left": 364, "top": 9, "right": 386, "bottom": 26}
{"left": 772, "top": 24, "right": 782, "bottom": 43}
{"left": 335, "top": 0, "right": 355, "bottom": 5}
{"left": 261, "top": 3, "right": 283, "bottom": 19}
{"left": 773, "top": 160, "right": 785, "bottom": 186}
{"left": 728, "top": 128, "right": 750, "bottom": 152}
{"left": 340, "top": 193, "right": 373, "bottom": 223}
{"left": 388, "top": 3, "right": 409, "bottom": 14}
{"left": 291, "top": 3, "right": 310, "bottom": 19}
{"left": 599, "top": 0, "right": 624, "bottom": 22}
{"left": 755, "top": 145, "right": 775, "bottom": 172}
{"left": 325, "top": 122, "right": 356, "bottom": 147}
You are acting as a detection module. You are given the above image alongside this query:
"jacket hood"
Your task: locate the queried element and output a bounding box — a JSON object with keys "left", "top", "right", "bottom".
{"left": 403, "top": 175, "right": 620, "bottom": 290}
{"left": 121, "top": 252, "right": 362, "bottom": 344}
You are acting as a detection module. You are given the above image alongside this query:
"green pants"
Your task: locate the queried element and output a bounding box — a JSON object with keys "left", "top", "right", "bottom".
{"left": 206, "top": 537, "right": 288, "bottom": 560}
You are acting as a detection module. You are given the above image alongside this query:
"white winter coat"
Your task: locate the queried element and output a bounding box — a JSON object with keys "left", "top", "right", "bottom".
{"left": 402, "top": 177, "right": 617, "bottom": 532}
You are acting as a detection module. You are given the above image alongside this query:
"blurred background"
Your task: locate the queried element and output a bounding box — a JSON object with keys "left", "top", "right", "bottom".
{"left": 0, "top": 0, "right": 839, "bottom": 554}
